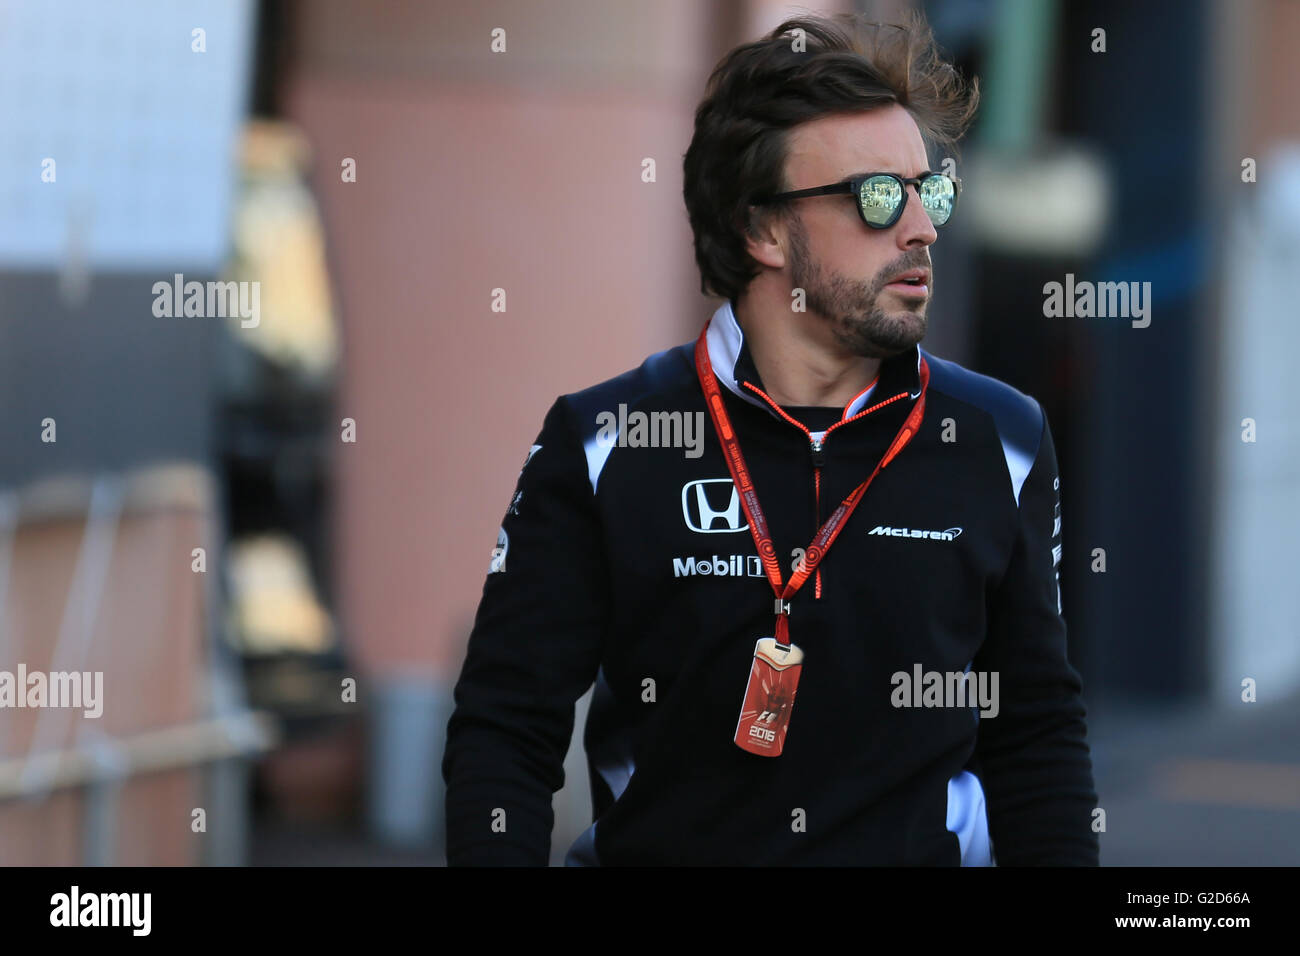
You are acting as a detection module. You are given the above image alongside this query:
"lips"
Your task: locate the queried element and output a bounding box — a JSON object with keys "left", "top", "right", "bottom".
{"left": 884, "top": 268, "right": 930, "bottom": 297}
{"left": 885, "top": 268, "right": 930, "bottom": 286}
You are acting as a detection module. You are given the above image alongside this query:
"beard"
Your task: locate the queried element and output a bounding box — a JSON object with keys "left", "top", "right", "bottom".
{"left": 786, "top": 214, "right": 929, "bottom": 359}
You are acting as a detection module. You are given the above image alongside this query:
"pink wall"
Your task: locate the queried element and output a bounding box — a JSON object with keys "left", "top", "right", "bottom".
{"left": 284, "top": 1, "right": 713, "bottom": 681}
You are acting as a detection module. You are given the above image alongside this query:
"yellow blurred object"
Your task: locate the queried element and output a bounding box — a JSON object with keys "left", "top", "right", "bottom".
{"left": 225, "top": 119, "right": 340, "bottom": 381}
{"left": 227, "top": 533, "right": 335, "bottom": 655}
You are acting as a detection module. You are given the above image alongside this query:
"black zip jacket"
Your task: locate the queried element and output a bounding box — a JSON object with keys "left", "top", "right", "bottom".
{"left": 442, "top": 301, "right": 1100, "bottom": 866}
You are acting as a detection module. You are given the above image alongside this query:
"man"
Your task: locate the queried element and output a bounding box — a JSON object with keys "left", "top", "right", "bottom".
{"left": 442, "top": 12, "right": 1100, "bottom": 866}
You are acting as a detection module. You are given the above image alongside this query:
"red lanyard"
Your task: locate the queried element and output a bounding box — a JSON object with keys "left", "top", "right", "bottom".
{"left": 694, "top": 322, "right": 930, "bottom": 647}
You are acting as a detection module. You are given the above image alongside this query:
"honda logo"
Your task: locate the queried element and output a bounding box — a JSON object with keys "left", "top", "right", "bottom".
{"left": 681, "top": 479, "right": 748, "bottom": 533}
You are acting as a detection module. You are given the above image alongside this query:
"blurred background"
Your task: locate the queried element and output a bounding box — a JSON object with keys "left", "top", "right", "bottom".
{"left": 0, "top": 0, "right": 1297, "bottom": 866}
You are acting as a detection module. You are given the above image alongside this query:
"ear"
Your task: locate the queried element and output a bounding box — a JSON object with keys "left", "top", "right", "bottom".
{"left": 743, "top": 205, "right": 788, "bottom": 270}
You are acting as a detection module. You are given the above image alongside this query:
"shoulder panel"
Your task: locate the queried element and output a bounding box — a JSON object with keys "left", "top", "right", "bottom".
{"left": 565, "top": 342, "right": 696, "bottom": 494}
{"left": 921, "top": 349, "right": 1044, "bottom": 507}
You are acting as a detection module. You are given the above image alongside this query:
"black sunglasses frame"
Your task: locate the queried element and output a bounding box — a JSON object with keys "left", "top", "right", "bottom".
{"left": 755, "top": 172, "right": 961, "bottom": 230}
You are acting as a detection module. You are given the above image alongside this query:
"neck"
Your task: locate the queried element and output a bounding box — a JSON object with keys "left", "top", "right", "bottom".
{"left": 732, "top": 297, "right": 882, "bottom": 409}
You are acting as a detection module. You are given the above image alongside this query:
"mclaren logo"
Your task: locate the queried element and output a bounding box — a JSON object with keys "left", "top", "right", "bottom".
{"left": 681, "top": 479, "right": 748, "bottom": 533}
{"left": 869, "top": 525, "right": 963, "bottom": 541}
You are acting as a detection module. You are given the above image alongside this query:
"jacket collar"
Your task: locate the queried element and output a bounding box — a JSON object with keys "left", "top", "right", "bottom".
{"left": 705, "top": 299, "right": 923, "bottom": 421}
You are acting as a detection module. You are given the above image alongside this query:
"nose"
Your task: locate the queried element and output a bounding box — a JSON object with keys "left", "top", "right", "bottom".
{"left": 897, "top": 182, "right": 937, "bottom": 249}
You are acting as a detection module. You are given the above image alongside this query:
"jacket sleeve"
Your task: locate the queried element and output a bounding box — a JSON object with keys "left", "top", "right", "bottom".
{"left": 441, "top": 397, "right": 609, "bottom": 865}
{"left": 972, "top": 403, "right": 1100, "bottom": 865}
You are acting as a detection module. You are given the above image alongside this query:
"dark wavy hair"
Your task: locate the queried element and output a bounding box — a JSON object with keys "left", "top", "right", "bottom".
{"left": 682, "top": 11, "right": 979, "bottom": 301}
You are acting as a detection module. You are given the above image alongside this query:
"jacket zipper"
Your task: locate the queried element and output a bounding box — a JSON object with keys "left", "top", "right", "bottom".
{"left": 812, "top": 457, "right": 822, "bottom": 597}
{"left": 740, "top": 381, "right": 911, "bottom": 600}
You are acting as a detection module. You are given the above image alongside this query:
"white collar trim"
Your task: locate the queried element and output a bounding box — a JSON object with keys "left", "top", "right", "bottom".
{"left": 705, "top": 300, "right": 768, "bottom": 411}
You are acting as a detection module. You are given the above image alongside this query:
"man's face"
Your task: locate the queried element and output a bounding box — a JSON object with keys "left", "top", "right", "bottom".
{"left": 776, "top": 105, "right": 938, "bottom": 359}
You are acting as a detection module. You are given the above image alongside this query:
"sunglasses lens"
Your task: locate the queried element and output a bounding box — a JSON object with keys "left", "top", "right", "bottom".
{"left": 919, "top": 174, "right": 956, "bottom": 226}
{"left": 858, "top": 175, "right": 903, "bottom": 226}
